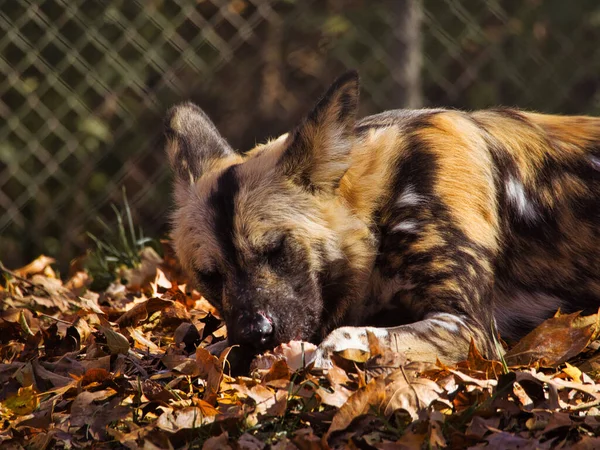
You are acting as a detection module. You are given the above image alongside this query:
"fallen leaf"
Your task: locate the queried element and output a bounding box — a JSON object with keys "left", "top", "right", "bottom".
{"left": 273, "top": 340, "right": 317, "bottom": 371}
{"left": 123, "top": 247, "right": 164, "bottom": 291}
{"left": 202, "top": 431, "right": 232, "bottom": 450}
{"left": 116, "top": 298, "right": 173, "bottom": 328}
{"left": 65, "top": 271, "right": 90, "bottom": 292}
{"left": 77, "top": 291, "right": 105, "bottom": 314}
{"left": 128, "top": 326, "right": 160, "bottom": 351}
{"left": 2, "top": 385, "right": 39, "bottom": 416}
{"left": 456, "top": 339, "right": 505, "bottom": 380}
{"left": 335, "top": 348, "right": 370, "bottom": 364}
{"left": 14, "top": 255, "right": 56, "bottom": 278}
{"left": 562, "top": 362, "right": 583, "bottom": 383}
{"left": 174, "top": 322, "right": 201, "bottom": 352}
{"left": 100, "top": 326, "right": 130, "bottom": 355}
{"left": 70, "top": 390, "right": 117, "bottom": 428}
{"left": 196, "top": 346, "right": 232, "bottom": 404}
{"left": 151, "top": 268, "right": 173, "bottom": 294}
{"left": 466, "top": 416, "right": 501, "bottom": 439}
{"left": 266, "top": 389, "right": 288, "bottom": 417}
{"left": 327, "top": 377, "right": 386, "bottom": 437}
{"left": 479, "top": 430, "right": 552, "bottom": 450}
{"left": 263, "top": 359, "right": 292, "bottom": 383}
{"left": 505, "top": 311, "right": 599, "bottom": 367}
{"left": 383, "top": 368, "right": 445, "bottom": 418}
{"left": 237, "top": 433, "right": 265, "bottom": 450}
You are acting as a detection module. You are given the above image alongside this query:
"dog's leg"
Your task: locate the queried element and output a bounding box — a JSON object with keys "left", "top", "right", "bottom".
{"left": 311, "top": 312, "right": 500, "bottom": 368}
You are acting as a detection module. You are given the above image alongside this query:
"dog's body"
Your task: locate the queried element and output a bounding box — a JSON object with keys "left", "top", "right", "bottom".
{"left": 166, "top": 72, "right": 600, "bottom": 366}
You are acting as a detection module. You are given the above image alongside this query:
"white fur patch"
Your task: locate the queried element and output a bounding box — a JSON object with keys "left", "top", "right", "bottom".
{"left": 391, "top": 220, "right": 419, "bottom": 233}
{"left": 589, "top": 156, "right": 600, "bottom": 171}
{"left": 426, "top": 313, "right": 469, "bottom": 334}
{"left": 505, "top": 176, "right": 538, "bottom": 222}
{"left": 396, "top": 185, "right": 426, "bottom": 207}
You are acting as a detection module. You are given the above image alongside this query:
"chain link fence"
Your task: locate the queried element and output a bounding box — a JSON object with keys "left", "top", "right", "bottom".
{"left": 2, "top": 0, "right": 600, "bottom": 270}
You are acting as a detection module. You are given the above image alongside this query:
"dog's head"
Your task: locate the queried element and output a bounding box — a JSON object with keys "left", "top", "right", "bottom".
{"left": 165, "top": 72, "right": 368, "bottom": 352}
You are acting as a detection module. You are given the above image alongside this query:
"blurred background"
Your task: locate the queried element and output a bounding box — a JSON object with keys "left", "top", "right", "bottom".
{"left": 2, "top": 0, "right": 600, "bottom": 272}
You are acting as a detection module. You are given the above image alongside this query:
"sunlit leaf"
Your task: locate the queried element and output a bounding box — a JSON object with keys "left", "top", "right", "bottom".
{"left": 100, "top": 326, "right": 130, "bottom": 355}
{"left": 2, "top": 386, "right": 39, "bottom": 416}
{"left": 505, "top": 311, "right": 599, "bottom": 367}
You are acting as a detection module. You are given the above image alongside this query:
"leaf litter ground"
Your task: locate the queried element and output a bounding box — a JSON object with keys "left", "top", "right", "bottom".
{"left": 2, "top": 247, "right": 600, "bottom": 449}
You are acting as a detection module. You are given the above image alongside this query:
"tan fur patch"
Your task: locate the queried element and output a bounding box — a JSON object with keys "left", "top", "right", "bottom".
{"left": 416, "top": 113, "right": 499, "bottom": 251}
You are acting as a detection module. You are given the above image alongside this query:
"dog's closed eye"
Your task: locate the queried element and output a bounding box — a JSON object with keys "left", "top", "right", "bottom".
{"left": 263, "top": 235, "right": 286, "bottom": 266}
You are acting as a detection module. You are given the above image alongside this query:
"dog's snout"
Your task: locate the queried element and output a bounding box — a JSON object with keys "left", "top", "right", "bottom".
{"left": 237, "top": 311, "right": 274, "bottom": 347}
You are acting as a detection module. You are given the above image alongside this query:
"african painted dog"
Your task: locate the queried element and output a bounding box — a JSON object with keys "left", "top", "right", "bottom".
{"left": 165, "top": 71, "right": 600, "bottom": 367}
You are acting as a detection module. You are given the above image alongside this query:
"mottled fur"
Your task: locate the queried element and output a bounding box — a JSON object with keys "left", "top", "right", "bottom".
{"left": 165, "top": 71, "right": 600, "bottom": 366}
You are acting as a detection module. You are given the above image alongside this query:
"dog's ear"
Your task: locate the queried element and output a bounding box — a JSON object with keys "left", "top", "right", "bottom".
{"left": 278, "top": 71, "right": 359, "bottom": 193}
{"left": 164, "top": 102, "right": 235, "bottom": 183}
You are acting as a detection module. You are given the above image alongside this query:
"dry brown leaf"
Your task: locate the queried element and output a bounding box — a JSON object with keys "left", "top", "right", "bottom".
{"left": 505, "top": 311, "right": 599, "bottom": 367}
{"left": 173, "top": 322, "right": 201, "bottom": 351}
{"left": 335, "top": 348, "right": 370, "bottom": 363}
{"left": 64, "top": 271, "right": 90, "bottom": 292}
{"left": 327, "top": 365, "right": 351, "bottom": 386}
{"left": 427, "top": 413, "right": 447, "bottom": 449}
{"left": 383, "top": 369, "right": 445, "bottom": 418}
{"left": 151, "top": 268, "right": 173, "bottom": 294}
{"left": 196, "top": 346, "right": 233, "bottom": 404}
{"left": 141, "top": 379, "right": 177, "bottom": 403}
{"left": 159, "top": 301, "right": 191, "bottom": 327}
{"left": 235, "top": 383, "right": 276, "bottom": 413}
{"left": 156, "top": 405, "right": 219, "bottom": 432}
{"left": 14, "top": 255, "right": 56, "bottom": 278}
{"left": 237, "top": 433, "right": 266, "bottom": 450}
{"left": 80, "top": 368, "right": 112, "bottom": 386}
{"left": 128, "top": 326, "right": 160, "bottom": 351}
{"left": 569, "top": 437, "right": 600, "bottom": 450}
{"left": 273, "top": 341, "right": 317, "bottom": 371}
{"left": 116, "top": 298, "right": 173, "bottom": 328}
{"left": 266, "top": 389, "right": 288, "bottom": 417}
{"left": 327, "top": 377, "right": 386, "bottom": 437}
{"left": 456, "top": 338, "right": 505, "bottom": 379}
{"left": 250, "top": 352, "right": 282, "bottom": 372}
{"left": 100, "top": 326, "right": 130, "bottom": 355}
{"left": 202, "top": 432, "right": 232, "bottom": 450}
{"left": 70, "top": 390, "right": 120, "bottom": 431}
{"left": 77, "top": 291, "right": 105, "bottom": 315}
{"left": 387, "top": 428, "right": 427, "bottom": 449}
{"left": 562, "top": 362, "right": 583, "bottom": 383}
{"left": 6, "top": 253, "right": 600, "bottom": 449}
{"left": 291, "top": 428, "right": 324, "bottom": 449}
{"left": 263, "top": 359, "right": 292, "bottom": 383}
{"left": 161, "top": 353, "right": 194, "bottom": 372}
{"left": 1, "top": 385, "right": 39, "bottom": 416}
{"left": 465, "top": 416, "right": 501, "bottom": 439}
{"left": 477, "top": 430, "right": 552, "bottom": 450}
{"left": 32, "top": 359, "right": 74, "bottom": 388}
{"left": 123, "top": 247, "right": 164, "bottom": 291}
{"left": 316, "top": 384, "right": 352, "bottom": 408}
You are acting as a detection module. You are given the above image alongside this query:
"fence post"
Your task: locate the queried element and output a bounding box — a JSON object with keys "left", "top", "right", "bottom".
{"left": 391, "top": 0, "right": 422, "bottom": 108}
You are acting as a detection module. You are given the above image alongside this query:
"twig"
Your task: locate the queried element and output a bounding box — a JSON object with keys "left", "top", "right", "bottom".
{"left": 0, "top": 261, "right": 56, "bottom": 297}
{"left": 37, "top": 313, "right": 73, "bottom": 326}
{"left": 567, "top": 398, "right": 600, "bottom": 412}
{"left": 0, "top": 261, "right": 36, "bottom": 286}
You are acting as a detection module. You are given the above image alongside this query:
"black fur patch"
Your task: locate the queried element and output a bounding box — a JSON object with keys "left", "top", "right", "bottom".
{"left": 208, "top": 164, "right": 240, "bottom": 269}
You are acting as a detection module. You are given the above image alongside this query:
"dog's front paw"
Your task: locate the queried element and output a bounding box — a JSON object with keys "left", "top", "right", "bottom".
{"left": 310, "top": 345, "right": 335, "bottom": 369}
{"left": 310, "top": 326, "right": 384, "bottom": 369}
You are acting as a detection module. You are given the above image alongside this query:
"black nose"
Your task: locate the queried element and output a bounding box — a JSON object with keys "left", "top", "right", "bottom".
{"left": 237, "top": 312, "right": 274, "bottom": 347}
